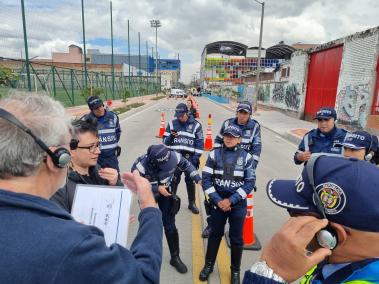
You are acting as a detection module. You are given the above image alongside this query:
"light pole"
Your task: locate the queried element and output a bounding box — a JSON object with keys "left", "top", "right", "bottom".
{"left": 253, "top": 0, "right": 264, "bottom": 111}
{"left": 150, "top": 19, "right": 161, "bottom": 91}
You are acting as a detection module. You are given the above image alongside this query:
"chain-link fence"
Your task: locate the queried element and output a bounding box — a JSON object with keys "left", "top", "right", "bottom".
{"left": 0, "top": 1, "right": 164, "bottom": 106}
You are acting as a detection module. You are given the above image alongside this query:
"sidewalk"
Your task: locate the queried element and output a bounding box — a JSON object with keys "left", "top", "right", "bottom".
{"left": 217, "top": 99, "right": 316, "bottom": 144}
{"left": 66, "top": 94, "right": 161, "bottom": 118}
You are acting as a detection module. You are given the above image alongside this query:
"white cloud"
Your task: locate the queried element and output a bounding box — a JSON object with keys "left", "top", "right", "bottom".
{"left": 0, "top": 0, "right": 378, "bottom": 83}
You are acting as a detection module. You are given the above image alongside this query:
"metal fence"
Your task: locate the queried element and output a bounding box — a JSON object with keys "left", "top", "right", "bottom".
{"left": 0, "top": 1, "right": 167, "bottom": 106}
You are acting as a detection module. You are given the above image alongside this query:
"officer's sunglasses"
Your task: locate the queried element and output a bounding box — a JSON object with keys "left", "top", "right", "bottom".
{"left": 77, "top": 142, "right": 101, "bottom": 153}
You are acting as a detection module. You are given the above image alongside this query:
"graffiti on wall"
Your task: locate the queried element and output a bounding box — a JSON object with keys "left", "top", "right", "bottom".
{"left": 337, "top": 84, "right": 370, "bottom": 128}
{"left": 258, "top": 84, "right": 271, "bottom": 102}
{"left": 272, "top": 83, "right": 301, "bottom": 110}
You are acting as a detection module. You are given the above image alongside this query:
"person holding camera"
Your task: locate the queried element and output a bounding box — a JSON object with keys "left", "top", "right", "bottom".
{"left": 81, "top": 95, "right": 122, "bottom": 171}
{"left": 50, "top": 119, "right": 123, "bottom": 213}
{"left": 199, "top": 124, "right": 256, "bottom": 284}
{"left": 132, "top": 144, "right": 202, "bottom": 274}
{"left": 163, "top": 103, "right": 204, "bottom": 214}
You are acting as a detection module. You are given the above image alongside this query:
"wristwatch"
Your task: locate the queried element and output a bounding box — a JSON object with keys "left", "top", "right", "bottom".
{"left": 250, "top": 261, "right": 288, "bottom": 283}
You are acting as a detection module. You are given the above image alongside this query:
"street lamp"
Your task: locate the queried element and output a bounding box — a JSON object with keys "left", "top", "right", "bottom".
{"left": 150, "top": 19, "right": 161, "bottom": 90}
{"left": 253, "top": 0, "right": 265, "bottom": 112}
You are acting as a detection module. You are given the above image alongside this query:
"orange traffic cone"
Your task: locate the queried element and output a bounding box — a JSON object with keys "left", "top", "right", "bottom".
{"left": 156, "top": 112, "right": 165, "bottom": 138}
{"left": 225, "top": 193, "right": 261, "bottom": 250}
{"left": 204, "top": 114, "right": 213, "bottom": 151}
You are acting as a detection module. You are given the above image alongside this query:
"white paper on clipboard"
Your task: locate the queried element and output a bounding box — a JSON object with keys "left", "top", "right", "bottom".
{"left": 71, "top": 184, "right": 132, "bottom": 248}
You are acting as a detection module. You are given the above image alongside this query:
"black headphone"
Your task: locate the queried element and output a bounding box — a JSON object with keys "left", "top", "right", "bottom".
{"left": 0, "top": 108, "right": 71, "bottom": 168}
{"left": 305, "top": 154, "right": 338, "bottom": 250}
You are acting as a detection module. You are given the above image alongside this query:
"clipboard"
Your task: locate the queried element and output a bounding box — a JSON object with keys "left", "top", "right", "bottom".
{"left": 71, "top": 184, "right": 132, "bottom": 248}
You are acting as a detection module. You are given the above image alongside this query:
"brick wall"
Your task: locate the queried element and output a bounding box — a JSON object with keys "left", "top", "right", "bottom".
{"left": 257, "top": 51, "right": 309, "bottom": 118}
{"left": 335, "top": 28, "right": 379, "bottom": 128}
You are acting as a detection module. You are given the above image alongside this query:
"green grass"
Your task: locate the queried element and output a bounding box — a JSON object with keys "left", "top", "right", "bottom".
{"left": 151, "top": 95, "right": 166, "bottom": 101}
{"left": 113, "top": 102, "right": 145, "bottom": 115}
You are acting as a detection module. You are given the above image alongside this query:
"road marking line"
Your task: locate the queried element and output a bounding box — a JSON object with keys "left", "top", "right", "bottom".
{"left": 192, "top": 155, "right": 206, "bottom": 284}
{"left": 217, "top": 238, "right": 231, "bottom": 284}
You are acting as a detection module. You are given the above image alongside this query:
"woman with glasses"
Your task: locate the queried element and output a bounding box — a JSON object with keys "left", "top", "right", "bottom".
{"left": 50, "top": 119, "right": 122, "bottom": 213}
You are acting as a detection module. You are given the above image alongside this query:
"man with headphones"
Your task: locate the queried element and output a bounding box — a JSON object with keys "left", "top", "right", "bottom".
{"left": 51, "top": 119, "right": 123, "bottom": 213}
{"left": 82, "top": 95, "right": 122, "bottom": 171}
{"left": 294, "top": 107, "right": 348, "bottom": 165}
{"left": 336, "top": 130, "right": 379, "bottom": 164}
{"left": 131, "top": 144, "right": 202, "bottom": 274}
{"left": 243, "top": 155, "right": 379, "bottom": 283}
{"left": 0, "top": 93, "right": 163, "bottom": 283}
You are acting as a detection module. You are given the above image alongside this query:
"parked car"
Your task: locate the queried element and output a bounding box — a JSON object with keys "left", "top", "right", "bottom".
{"left": 170, "top": 88, "right": 186, "bottom": 98}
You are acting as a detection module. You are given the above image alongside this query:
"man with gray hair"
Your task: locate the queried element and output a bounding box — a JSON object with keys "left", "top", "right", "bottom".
{"left": 0, "top": 92, "right": 163, "bottom": 283}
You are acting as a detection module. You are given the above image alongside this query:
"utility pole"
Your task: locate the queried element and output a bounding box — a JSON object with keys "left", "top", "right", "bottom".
{"left": 254, "top": 0, "right": 265, "bottom": 111}
{"left": 110, "top": 1, "right": 115, "bottom": 99}
{"left": 150, "top": 20, "right": 161, "bottom": 91}
{"left": 21, "top": 0, "right": 31, "bottom": 91}
{"left": 127, "top": 20, "right": 131, "bottom": 95}
{"left": 81, "top": 0, "right": 88, "bottom": 90}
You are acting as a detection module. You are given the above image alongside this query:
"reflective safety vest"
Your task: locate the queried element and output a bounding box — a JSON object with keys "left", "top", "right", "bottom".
{"left": 300, "top": 259, "right": 379, "bottom": 284}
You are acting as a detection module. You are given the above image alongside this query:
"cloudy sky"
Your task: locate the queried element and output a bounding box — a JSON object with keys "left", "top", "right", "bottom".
{"left": 0, "top": 0, "right": 378, "bottom": 83}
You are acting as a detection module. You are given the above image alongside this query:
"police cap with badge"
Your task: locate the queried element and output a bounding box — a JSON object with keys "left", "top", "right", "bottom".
{"left": 87, "top": 96, "right": 104, "bottom": 110}
{"left": 314, "top": 107, "right": 337, "bottom": 120}
{"left": 236, "top": 101, "right": 252, "bottom": 114}
{"left": 223, "top": 124, "right": 242, "bottom": 137}
{"left": 175, "top": 103, "right": 188, "bottom": 118}
{"left": 336, "top": 131, "right": 377, "bottom": 162}
{"left": 267, "top": 155, "right": 379, "bottom": 251}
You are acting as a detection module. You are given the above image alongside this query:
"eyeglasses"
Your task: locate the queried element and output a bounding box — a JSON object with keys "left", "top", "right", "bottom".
{"left": 77, "top": 142, "right": 101, "bottom": 153}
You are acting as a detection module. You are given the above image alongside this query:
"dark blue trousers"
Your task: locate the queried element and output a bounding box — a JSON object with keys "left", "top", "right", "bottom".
{"left": 157, "top": 195, "right": 176, "bottom": 233}
{"left": 209, "top": 200, "right": 247, "bottom": 246}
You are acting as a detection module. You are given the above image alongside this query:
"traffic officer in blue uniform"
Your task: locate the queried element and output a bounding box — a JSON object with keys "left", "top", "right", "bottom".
{"left": 199, "top": 124, "right": 256, "bottom": 284}
{"left": 202, "top": 100, "right": 261, "bottom": 238}
{"left": 132, "top": 144, "right": 202, "bottom": 274}
{"left": 294, "top": 107, "right": 348, "bottom": 165}
{"left": 163, "top": 103, "right": 204, "bottom": 214}
{"left": 81, "top": 96, "right": 121, "bottom": 171}
{"left": 336, "top": 130, "right": 379, "bottom": 164}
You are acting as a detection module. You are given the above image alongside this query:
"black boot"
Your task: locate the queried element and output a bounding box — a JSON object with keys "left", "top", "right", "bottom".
{"left": 199, "top": 237, "right": 222, "bottom": 281}
{"left": 230, "top": 245, "right": 243, "bottom": 284}
{"left": 201, "top": 224, "right": 212, "bottom": 238}
{"left": 165, "top": 230, "right": 188, "bottom": 274}
{"left": 187, "top": 183, "right": 199, "bottom": 214}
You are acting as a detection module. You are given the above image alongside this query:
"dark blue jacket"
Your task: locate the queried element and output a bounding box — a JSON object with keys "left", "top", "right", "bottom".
{"left": 214, "top": 118, "right": 262, "bottom": 168}
{"left": 0, "top": 189, "right": 162, "bottom": 284}
{"left": 294, "top": 127, "right": 348, "bottom": 164}
{"left": 82, "top": 110, "right": 121, "bottom": 158}
{"left": 163, "top": 116, "right": 204, "bottom": 164}
{"left": 132, "top": 151, "right": 202, "bottom": 195}
{"left": 202, "top": 146, "right": 256, "bottom": 205}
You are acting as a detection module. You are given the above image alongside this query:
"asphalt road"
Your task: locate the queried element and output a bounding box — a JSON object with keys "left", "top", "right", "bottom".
{"left": 117, "top": 97, "right": 303, "bottom": 284}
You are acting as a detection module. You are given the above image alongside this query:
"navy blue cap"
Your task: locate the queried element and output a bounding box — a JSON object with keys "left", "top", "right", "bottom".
{"left": 336, "top": 131, "right": 372, "bottom": 150}
{"left": 223, "top": 124, "right": 242, "bottom": 138}
{"left": 147, "top": 144, "right": 178, "bottom": 172}
{"left": 314, "top": 107, "right": 337, "bottom": 120}
{"left": 266, "top": 156, "right": 379, "bottom": 232}
{"left": 87, "top": 96, "right": 103, "bottom": 110}
{"left": 175, "top": 103, "right": 188, "bottom": 117}
{"left": 236, "top": 101, "right": 252, "bottom": 114}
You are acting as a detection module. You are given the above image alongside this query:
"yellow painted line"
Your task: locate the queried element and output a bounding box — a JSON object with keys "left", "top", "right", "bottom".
{"left": 192, "top": 154, "right": 231, "bottom": 284}
{"left": 192, "top": 155, "right": 206, "bottom": 284}
{"left": 216, "top": 238, "right": 231, "bottom": 284}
